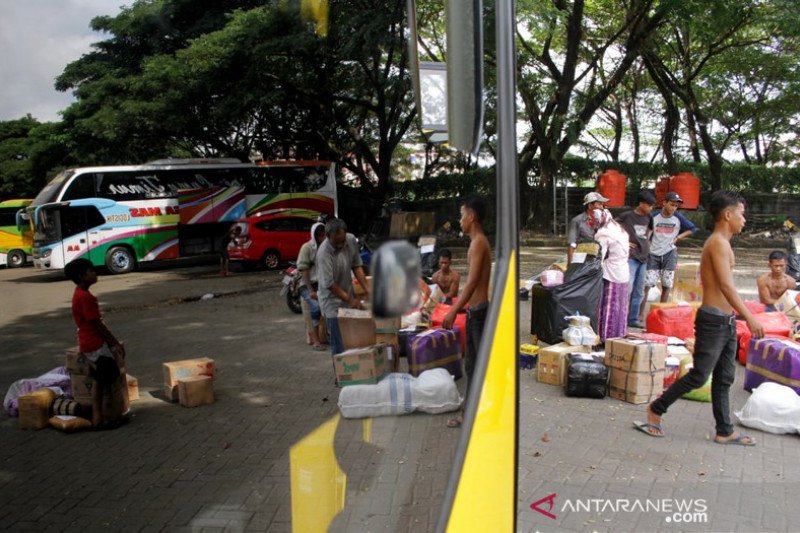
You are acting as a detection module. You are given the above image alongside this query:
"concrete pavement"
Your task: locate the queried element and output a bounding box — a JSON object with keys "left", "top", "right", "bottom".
{"left": 2, "top": 247, "right": 798, "bottom": 532}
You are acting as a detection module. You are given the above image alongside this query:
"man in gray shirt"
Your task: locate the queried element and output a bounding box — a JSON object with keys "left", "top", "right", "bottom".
{"left": 567, "top": 191, "right": 608, "bottom": 263}
{"left": 316, "top": 217, "right": 370, "bottom": 356}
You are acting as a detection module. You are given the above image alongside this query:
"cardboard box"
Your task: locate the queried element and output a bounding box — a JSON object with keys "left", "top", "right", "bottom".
{"left": 609, "top": 367, "right": 664, "bottom": 404}
{"left": 18, "top": 389, "right": 57, "bottom": 430}
{"left": 338, "top": 308, "right": 376, "bottom": 349}
{"left": 126, "top": 374, "right": 139, "bottom": 402}
{"left": 537, "top": 342, "right": 590, "bottom": 386}
{"left": 66, "top": 344, "right": 126, "bottom": 376}
{"left": 604, "top": 338, "right": 666, "bottom": 373}
{"left": 163, "top": 357, "right": 215, "bottom": 401}
{"left": 178, "top": 376, "right": 214, "bottom": 407}
{"left": 672, "top": 263, "right": 702, "bottom": 303}
{"left": 333, "top": 344, "right": 390, "bottom": 386}
{"left": 71, "top": 371, "right": 130, "bottom": 417}
{"left": 389, "top": 212, "right": 436, "bottom": 239}
{"left": 66, "top": 347, "right": 91, "bottom": 376}
{"left": 375, "top": 316, "right": 400, "bottom": 348}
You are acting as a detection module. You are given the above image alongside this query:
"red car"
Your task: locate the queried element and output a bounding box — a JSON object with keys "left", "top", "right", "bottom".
{"left": 228, "top": 216, "right": 315, "bottom": 269}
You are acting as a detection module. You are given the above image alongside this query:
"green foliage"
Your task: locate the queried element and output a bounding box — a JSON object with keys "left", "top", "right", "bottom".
{"left": 392, "top": 158, "right": 800, "bottom": 204}
{"left": 0, "top": 117, "right": 71, "bottom": 198}
{"left": 393, "top": 167, "right": 494, "bottom": 200}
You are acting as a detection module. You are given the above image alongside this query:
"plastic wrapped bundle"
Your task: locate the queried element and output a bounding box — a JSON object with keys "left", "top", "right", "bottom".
{"left": 565, "top": 353, "right": 608, "bottom": 399}
{"left": 338, "top": 368, "right": 462, "bottom": 419}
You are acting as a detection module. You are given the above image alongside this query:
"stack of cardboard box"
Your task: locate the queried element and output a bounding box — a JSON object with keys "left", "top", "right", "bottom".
{"left": 335, "top": 308, "right": 399, "bottom": 385}
{"left": 66, "top": 346, "right": 129, "bottom": 420}
{"left": 536, "top": 342, "right": 591, "bottom": 386}
{"left": 604, "top": 339, "right": 666, "bottom": 404}
{"left": 163, "top": 357, "right": 215, "bottom": 407}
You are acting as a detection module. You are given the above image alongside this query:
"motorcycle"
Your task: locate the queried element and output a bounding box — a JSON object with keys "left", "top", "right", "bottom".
{"left": 785, "top": 219, "right": 800, "bottom": 281}
{"left": 281, "top": 237, "right": 374, "bottom": 315}
{"left": 281, "top": 263, "right": 304, "bottom": 315}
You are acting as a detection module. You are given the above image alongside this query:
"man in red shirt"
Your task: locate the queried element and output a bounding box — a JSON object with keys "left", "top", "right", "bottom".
{"left": 65, "top": 259, "right": 125, "bottom": 427}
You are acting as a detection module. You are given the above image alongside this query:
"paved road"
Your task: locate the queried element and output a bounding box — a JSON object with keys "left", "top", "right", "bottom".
{"left": 1, "top": 244, "right": 796, "bottom": 532}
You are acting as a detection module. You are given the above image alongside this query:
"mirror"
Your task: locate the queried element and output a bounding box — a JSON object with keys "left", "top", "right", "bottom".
{"left": 370, "top": 241, "right": 422, "bottom": 317}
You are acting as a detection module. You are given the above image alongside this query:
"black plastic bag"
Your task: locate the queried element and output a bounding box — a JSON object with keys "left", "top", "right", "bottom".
{"left": 530, "top": 258, "right": 603, "bottom": 344}
{"left": 565, "top": 353, "right": 608, "bottom": 399}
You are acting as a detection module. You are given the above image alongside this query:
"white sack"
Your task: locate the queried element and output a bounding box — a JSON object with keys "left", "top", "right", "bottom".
{"left": 735, "top": 382, "right": 800, "bottom": 435}
{"left": 338, "top": 368, "right": 462, "bottom": 419}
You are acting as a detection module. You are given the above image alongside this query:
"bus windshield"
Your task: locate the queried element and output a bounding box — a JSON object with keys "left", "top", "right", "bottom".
{"left": 32, "top": 205, "right": 62, "bottom": 246}
{"left": 33, "top": 170, "right": 73, "bottom": 206}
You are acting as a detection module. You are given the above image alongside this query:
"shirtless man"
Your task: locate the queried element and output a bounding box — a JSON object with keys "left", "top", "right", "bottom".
{"left": 442, "top": 196, "right": 491, "bottom": 428}
{"left": 757, "top": 250, "right": 797, "bottom": 312}
{"left": 431, "top": 248, "right": 461, "bottom": 303}
{"left": 635, "top": 191, "right": 764, "bottom": 445}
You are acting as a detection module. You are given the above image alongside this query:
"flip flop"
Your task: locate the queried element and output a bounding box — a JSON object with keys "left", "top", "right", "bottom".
{"left": 311, "top": 344, "right": 327, "bottom": 351}
{"left": 715, "top": 434, "right": 756, "bottom": 446}
{"left": 633, "top": 421, "right": 664, "bottom": 438}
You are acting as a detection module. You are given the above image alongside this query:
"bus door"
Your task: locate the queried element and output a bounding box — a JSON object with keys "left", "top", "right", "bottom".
{"left": 60, "top": 205, "right": 106, "bottom": 266}
{"left": 177, "top": 186, "right": 245, "bottom": 255}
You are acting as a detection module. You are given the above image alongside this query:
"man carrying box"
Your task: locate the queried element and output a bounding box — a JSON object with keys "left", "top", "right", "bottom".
{"left": 317, "top": 217, "right": 371, "bottom": 357}
{"left": 634, "top": 191, "right": 764, "bottom": 445}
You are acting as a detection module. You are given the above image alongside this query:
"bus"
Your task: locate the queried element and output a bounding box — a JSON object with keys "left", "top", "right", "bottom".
{"left": 0, "top": 199, "right": 34, "bottom": 268}
{"left": 27, "top": 159, "right": 337, "bottom": 273}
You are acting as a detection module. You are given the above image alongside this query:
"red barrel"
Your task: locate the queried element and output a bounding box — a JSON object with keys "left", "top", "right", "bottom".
{"left": 670, "top": 172, "right": 700, "bottom": 209}
{"left": 596, "top": 170, "right": 626, "bottom": 208}
{"left": 655, "top": 176, "right": 670, "bottom": 207}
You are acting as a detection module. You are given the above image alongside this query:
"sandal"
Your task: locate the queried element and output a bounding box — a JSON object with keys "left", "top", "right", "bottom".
{"left": 312, "top": 344, "right": 327, "bottom": 351}
{"left": 633, "top": 421, "right": 664, "bottom": 437}
{"left": 714, "top": 433, "right": 756, "bottom": 446}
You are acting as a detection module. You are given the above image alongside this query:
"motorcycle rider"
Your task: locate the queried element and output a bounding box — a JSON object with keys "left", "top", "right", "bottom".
{"left": 297, "top": 222, "right": 328, "bottom": 350}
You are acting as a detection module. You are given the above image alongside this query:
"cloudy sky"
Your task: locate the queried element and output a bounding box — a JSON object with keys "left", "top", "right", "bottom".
{"left": 0, "top": 0, "right": 128, "bottom": 122}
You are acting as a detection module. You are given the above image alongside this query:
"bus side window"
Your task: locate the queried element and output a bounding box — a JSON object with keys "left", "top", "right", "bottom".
{"left": 60, "top": 206, "right": 106, "bottom": 238}
{"left": 61, "top": 173, "right": 97, "bottom": 201}
{"left": 0, "top": 207, "right": 17, "bottom": 227}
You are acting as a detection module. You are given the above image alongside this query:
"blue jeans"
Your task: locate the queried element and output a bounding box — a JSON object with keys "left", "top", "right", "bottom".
{"left": 327, "top": 317, "right": 345, "bottom": 356}
{"left": 627, "top": 258, "right": 647, "bottom": 324}
{"left": 650, "top": 308, "right": 738, "bottom": 437}
{"left": 299, "top": 286, "right": 321, "bottom": 326}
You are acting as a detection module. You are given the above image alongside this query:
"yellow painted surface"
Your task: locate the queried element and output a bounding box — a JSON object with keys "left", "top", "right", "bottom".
{"left": 447, "top": 251, "right": 517, "bottom": 532}
{"left": 290, "top": 415, "right": 347, "bottom": 533}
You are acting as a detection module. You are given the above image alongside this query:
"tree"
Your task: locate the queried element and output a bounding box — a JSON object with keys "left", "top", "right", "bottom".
{"left": 513, "top": 0, "right": 671, "bottom": 227}
{"left": 641, "top": 0, "right": 774, "bottom": 189}
{"left": 0, "top": 117, "right": 71, "bottom": 197}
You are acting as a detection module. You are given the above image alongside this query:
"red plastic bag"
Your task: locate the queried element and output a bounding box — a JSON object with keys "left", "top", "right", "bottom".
{"left": 431, "top": 302, "right": 467, "bottom": 354}
{"left": 741, "top": 301, "right": 766, "bottom": 315}
{"left": 646, "top": 306, "right": 696, "bottom": 340}
{"left": 736, "top": 319, "right": 751, "bottom": 365}
{"left": 756, "top": 311, "right": 793, "bottom": 336}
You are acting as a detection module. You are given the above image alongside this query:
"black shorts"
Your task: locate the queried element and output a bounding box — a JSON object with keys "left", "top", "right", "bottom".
{"left": 90, "top": 355, "right": 120, "bottom": 385}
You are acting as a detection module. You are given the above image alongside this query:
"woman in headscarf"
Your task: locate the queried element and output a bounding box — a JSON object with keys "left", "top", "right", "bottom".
{"left": 592, "top": 208, "right": 631, "bottom": 340}
{"left": 297, "top": 222, "right": 327, "bottom": 350}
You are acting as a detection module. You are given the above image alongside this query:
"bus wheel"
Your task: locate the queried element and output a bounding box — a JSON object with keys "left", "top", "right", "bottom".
{"left": 7, "top": 249, "right": 26, "bottom": 268}
{"left": 106, "top": 246, "right": 135, "bottom": 274}
{"left": 261, "top": 250, "right": 280, "bottom": 270}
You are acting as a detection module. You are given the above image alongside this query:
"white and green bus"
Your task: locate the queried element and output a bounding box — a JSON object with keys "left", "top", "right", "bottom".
{"left": 28, "top": 159, "right": 337, "bottom": 273}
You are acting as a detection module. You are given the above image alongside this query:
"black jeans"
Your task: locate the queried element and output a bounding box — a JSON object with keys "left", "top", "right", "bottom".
{"left": 465, "top": 302, "right": 488, "bottom": 378}
{"left": 650, "top": 307, "right": 738, "bottom": 437}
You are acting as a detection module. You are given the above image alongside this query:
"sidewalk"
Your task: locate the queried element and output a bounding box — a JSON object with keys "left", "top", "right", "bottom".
{"left": 1, "top": 262, "right": 797, "bottom": 532}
